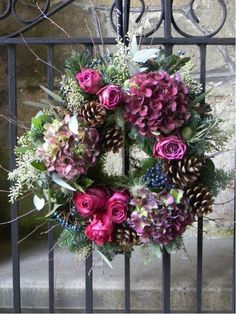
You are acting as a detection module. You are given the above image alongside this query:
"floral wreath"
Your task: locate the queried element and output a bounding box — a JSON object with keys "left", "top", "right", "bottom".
{"left": 9, "top": 42, "right": 233, "bottom": 263}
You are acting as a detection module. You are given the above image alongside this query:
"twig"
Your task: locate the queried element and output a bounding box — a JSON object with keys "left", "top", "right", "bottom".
{"left": 0, "top": 114, "right": 28, "bottom": 130}
{"left": 40, "top": 224, "right": 60, "bottom": 235}
{"left": 36, "top": 2, "right": 71, "bottom": 39}
{"left": 0, "top": 189, "right": 10, "bottom": 193}
{"left": 0, "top": 165, "right": 10, "bottom": 173}
{"left": 85, "top": 18, "right": 97, "bottom": 56}
{"left": 18, "top": 221, "right": 48, "bottom": 244}
{"left": 214, "top": 198, "right": 234, "bottom": 205}
{"left": 0, "top": 208, "right": 36, "bottom": 225}
{"left": 206, "top": 149, "right": 235, "bottom": 159}
{"left": 20, "top": 33, "right": 63, "bottom": 74}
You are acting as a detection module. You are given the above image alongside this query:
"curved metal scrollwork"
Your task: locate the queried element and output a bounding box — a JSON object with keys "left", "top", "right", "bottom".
{"left": 11, "top": 0, "right": 50, "bottom": 25}
{"left": 0, "top": 0, "right": 228, "bottom": 38}
{"left": 171, "top": 0, "right": 227, "bottom": 38}
{"left": 109, "top": 0, "right": 227, "bottom": 39}
{"left": 0, "top": 0, "right": 76, "bottom": 38}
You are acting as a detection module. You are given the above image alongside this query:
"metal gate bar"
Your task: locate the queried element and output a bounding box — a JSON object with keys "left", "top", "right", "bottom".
{"left": 47, "top": 44, "right": 55, "bottom": 313}
{"left": 8, "top": 44, "right": 21, "bottom": 313}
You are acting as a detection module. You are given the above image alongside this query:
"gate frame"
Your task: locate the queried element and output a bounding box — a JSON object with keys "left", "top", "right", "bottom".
{"left": 0, "top": 0, "right": 235, "bottom": 313}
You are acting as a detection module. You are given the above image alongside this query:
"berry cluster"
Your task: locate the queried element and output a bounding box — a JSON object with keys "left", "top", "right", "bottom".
{"left": 52, "top": 208, "right": 80, "bottom": 231}
{"left": 143, "top": 163, "right": 171, "bottom": 189}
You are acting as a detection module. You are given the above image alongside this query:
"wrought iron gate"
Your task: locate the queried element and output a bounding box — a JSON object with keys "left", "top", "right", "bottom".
{"left": 0, "top": 0, "right": 235, "bottom": 313}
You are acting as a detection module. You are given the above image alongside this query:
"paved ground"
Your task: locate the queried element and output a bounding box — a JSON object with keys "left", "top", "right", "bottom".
{"left": 0, "top": 237, "right": 233, "bottom": 313}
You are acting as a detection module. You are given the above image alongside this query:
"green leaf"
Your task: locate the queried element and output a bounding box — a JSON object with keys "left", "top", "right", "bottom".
{"left": 132, "top": 48, "right": 160, "bottom": 63}
{"left": 31, "top": 114, "right": 51, "bottom": 128}
{"left": 79, "top": 177, "right": 94, "bottom": 189}
{"left": 68, "top": 115, "right": 79, "bottom": 135}
{"left": 45, "top": 203, "right": 65, "bottom": 218}
{"left": 165, "top": 241, "right": 174, "bottom": 254}
{"left": 189, "top": 89, "right": 212, "bottom": 107}
{"left": 150, "top": 243, "right": 162, "bottom": 258}
{"left": 31, "top": 161, "right": 47, "bottom": 171}
{"left": 74, "top": 183, "right": 85, "bottom": 193}
{"left": 33, "top": 194, "right": 45, "bottom": 211}
{"left": 169, "top": 189, "right": 184, "bottom": 204}
{"left": 15, "top": 146, "right": 31, "bottom": 154}
{"left": 40, "top": 85, "right": 65, "bottom": 104}
{"left": 23, "top": 100, "right": 49, "bottom": 109}
{"left": 51, "top": 173, "right": 76, "bottom": 191}
{"left": 97, "top": 250, "right": 113, "bottom": 269}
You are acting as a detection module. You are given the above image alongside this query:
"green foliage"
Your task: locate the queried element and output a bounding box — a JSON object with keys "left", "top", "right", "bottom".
{"left": 129, "top": 127, "right": 155, "bottom": 156}
{"left": 96, "top": 243, "right": 120, "bottom": 261}
{"left": 184, "top": 113, "right": 232, "bottom": 156}
{"left": 198, "top": 160, "right": 234, "bottom": 196}
{"left": 144, "top": 49, "right": 190, "bottom": 74}
{"left": 65, "top": 51, "right": 94, "bottom": 75}
{"left": 58, "top": 228, "right": 90, "bottom": 256}
{"left": 97, "top": 54, "right": 130, "bottom": 86}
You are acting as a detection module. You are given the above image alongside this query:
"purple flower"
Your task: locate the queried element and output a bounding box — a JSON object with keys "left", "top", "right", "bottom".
{"left": 153, "top": 135, "right": 186, "bottom": 160}
{"left": 124, "top": 71, "right": 190, "bottom": 137}
{"left": 76, "top": 68, "right": 102, "bottom": 94}
{"left": 97, "top": 84, "right": 122, "bottom": 110}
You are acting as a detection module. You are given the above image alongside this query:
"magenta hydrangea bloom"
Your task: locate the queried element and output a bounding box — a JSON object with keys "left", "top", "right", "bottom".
{"left": 124, "top": 71, "right": 190, "bottom": 137}
{"left": 128, "top": 188, "right": 193, "bottom": 246}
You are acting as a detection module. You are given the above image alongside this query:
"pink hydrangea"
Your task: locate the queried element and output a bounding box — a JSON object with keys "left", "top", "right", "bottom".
{"left": 124, "top": 71, "right": 190, "bottom": 137}
{"left": 36, "top": 117, "right": 99, "bottom": 180}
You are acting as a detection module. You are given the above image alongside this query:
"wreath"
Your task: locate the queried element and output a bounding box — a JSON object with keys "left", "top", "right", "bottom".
{"left": 9, "top": 42, "right": 233, "bottom": 263}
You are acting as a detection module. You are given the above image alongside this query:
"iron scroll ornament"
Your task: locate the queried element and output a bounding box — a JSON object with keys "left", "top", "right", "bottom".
{"left": 0, "top": 0, "right": 77, "bottom": 38}
{"left": 109, "top": 0, "right": 227, "bottom": 38}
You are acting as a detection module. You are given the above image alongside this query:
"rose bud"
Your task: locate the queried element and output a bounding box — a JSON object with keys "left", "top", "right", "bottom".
{"left": 76, "top": 68, "right": 102, "bottom": 94}
{"left": 97, "top": 84, "right": 122, "bottom": 110}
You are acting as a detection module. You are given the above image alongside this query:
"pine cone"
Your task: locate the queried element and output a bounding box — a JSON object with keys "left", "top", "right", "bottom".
{"left": 103, "top": 126, "right": 123, "bottom": 153}
{"left": 185, "top": 185, "right": 214, "bottom": 216}
{"left": 79, "top": 101, "right": 106, "bottom": 127}
{"left": 164, "top": 157, "right": 202, "bottom": 188}
{"left": 115, "top": 225, "right": 139, "bottom": 252}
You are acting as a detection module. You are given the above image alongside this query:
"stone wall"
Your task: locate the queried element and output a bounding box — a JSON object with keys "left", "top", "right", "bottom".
{"left": 0, "top": 0, "right": 235, "bottom": 236}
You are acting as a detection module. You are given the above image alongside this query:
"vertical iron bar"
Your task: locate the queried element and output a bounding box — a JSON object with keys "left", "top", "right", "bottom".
{"left": 233, "top": 169, "right": 235, "bottom": 313}
{"left": 233, "top": 154, "right": 235, "bottom": 314}
{"left": 162, "top": 249, "right": 171, "bottom": 313}
{"left": 123, "top": 0, "right": 130, "bottom": 44}
{"left": 196, "top": 44, "right": 206, "bottom": 313}
{"left": 85, "top": 250, "right": 93, "bottom": 313}
{"left": 115, "top": 0, "right": 123, "bottom": 40}
{"left": 163, "top": 0, "right": 172, "bottom": 55}
{"left": 84, "top": 43, "right": 94, "bottom": 314}
{"left": 8, "top": 45, "right": 21, "bottom": 313}
{"left": 47, "top": 44, "right": 55, "bottom": 313}
{"left": 162, "top": 1, "right": 172, "bottom": 313}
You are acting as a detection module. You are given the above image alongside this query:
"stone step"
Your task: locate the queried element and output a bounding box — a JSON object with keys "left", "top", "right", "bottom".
{"left": 0, "top": 237, "right": 233, "bottom": 313}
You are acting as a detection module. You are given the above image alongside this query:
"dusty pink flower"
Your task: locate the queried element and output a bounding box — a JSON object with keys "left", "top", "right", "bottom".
{"left": 153, "top": 135, "right": 186, "bottom": 160}
{"left": 107, "top": 191, "right": 129, "bottom": 224}
{"left": 124, "top": 71, "right": 190, "bottom": 137}
{"left": 73, "top": 187, "right": 109, "bottom": 217}
{"left": 97, "top": 84, "right": 122, "bottom": 110}
{"left": 76, "top": 68, "right": 102, "bottom": 94}
{"left": 85, "top": 214, "right": 113, "bottom": 245}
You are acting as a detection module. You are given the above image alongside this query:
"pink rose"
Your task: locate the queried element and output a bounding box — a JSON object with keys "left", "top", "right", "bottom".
{"left": 73, "top": 187, "right": 108, "bottom": 217}
{"left": 153, "top": 135, "right": 187, "bottom": 160}
{"left": 107, "top": 191, "right": 129, "bottom": 224}
{"left": 97, "top": 84, "right": 122, "bottom": 110}
{"left": 85, "top": 214, "right": 113, "bottom": 245}
{"left": 76, "top": 68, "right": 102, "bottom": 94}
